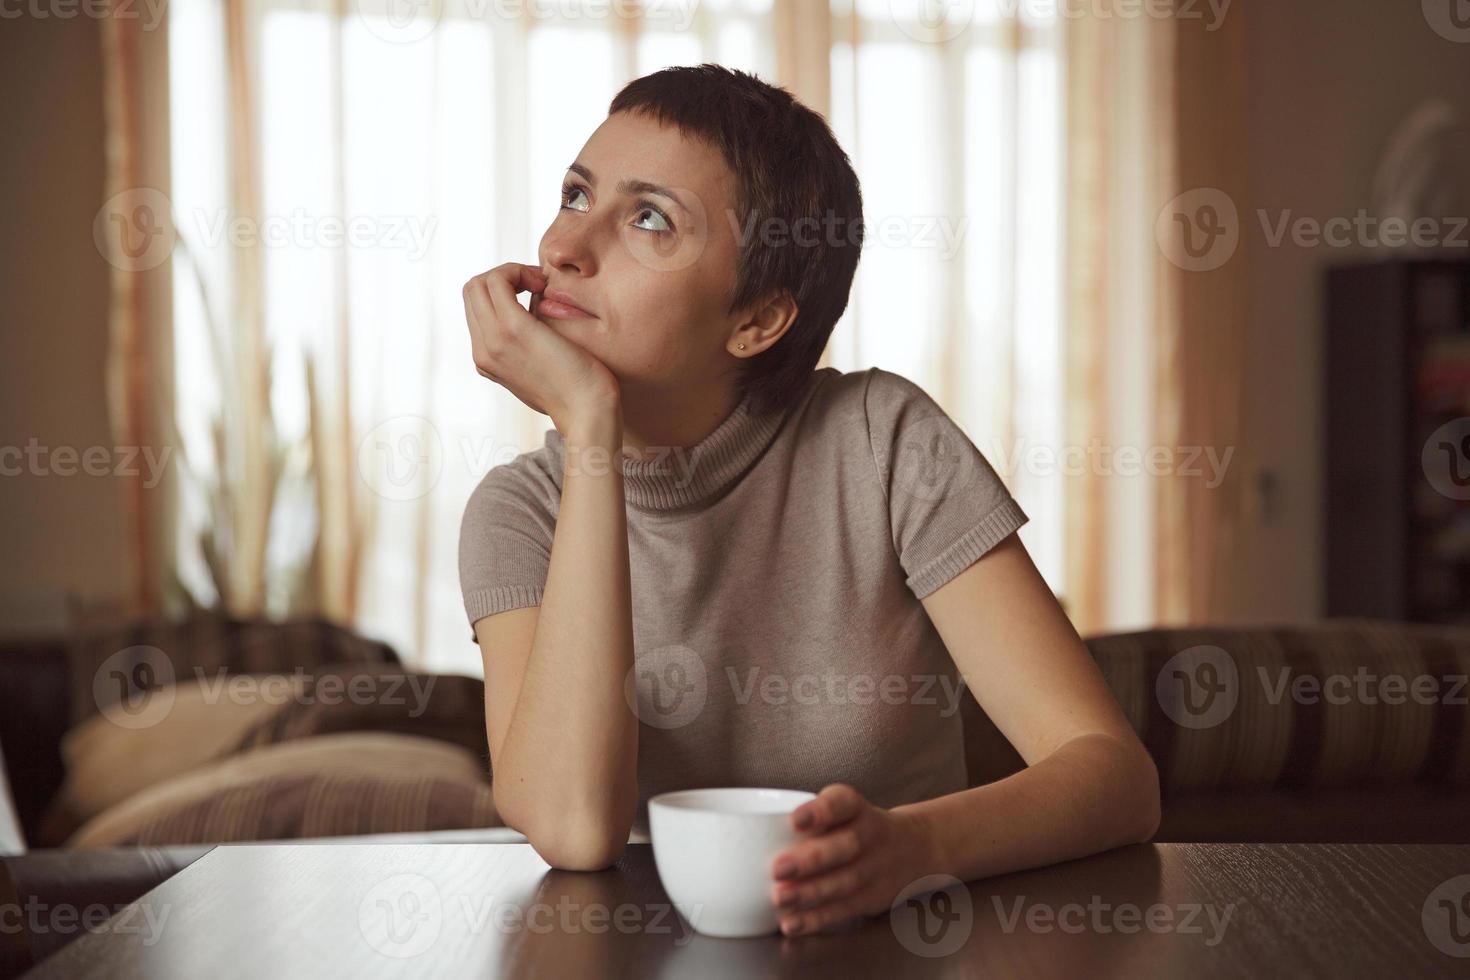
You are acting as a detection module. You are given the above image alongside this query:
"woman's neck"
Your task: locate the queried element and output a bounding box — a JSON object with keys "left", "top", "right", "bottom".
{"left": 615, "top": 380, "right": 741, "bottom": 461}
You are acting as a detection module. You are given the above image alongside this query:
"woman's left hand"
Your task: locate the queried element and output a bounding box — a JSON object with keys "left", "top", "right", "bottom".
{"left": 769, "top": 784, "right": 944, "bottom": 937}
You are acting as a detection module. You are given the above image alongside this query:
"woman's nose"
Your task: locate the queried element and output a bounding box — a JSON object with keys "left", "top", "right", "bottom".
{"left": 541, "top": 223, "right": 600, "bottom": 278}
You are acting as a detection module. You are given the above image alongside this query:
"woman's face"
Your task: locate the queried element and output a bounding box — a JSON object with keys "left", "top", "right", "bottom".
{"left": 531, "top": 110, "right": 756, "bottom": 395}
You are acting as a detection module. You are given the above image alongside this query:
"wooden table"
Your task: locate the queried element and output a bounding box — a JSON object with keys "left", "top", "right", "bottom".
{"left": 23, "top": 843, "right": 1470, "bottom": 978}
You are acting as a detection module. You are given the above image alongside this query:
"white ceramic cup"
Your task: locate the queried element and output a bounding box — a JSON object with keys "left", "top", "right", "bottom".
{"left": 648, "top": 787, "right": 816, "bottom": 938}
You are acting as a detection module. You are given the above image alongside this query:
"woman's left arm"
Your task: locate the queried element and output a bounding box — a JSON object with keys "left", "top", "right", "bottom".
{"left": 769, "top": 532, "right": 1161, "bottom": 936}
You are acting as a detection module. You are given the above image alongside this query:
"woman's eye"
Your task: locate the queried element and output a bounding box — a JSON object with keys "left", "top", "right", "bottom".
{"left": 560, "top": 184, "right": 589, "bottom": 213}
{"left": 633, "top": 204, "right": 672, "bottom": 234}
{"left": 560, "top": 183, "right": 671, "bottom": 234}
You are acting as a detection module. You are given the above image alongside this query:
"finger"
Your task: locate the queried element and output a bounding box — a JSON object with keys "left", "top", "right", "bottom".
{"left": 778, "top": 889, "right": 878, "bottom": 937}
{"left": 509, "top": 262, "right": 549, "bottom": 294}
{"left": 773, "top": 860, "right": 867, "bottom": 911}
{"left": 772, "top": 826, "right": 862, "bottom": 881}
{"left": 463, "top": 274, "right": 498, "bottom": 337}
{"left": 484, "top": 263, "right": 547, "bottom": 320}
{"left": 793, "top": 784, "right": 864, "bottom": 834}
{"left": 465, "top": 281, "right": 504, "bottom": 377}
{"left": 487, "top": 261, "right": 548, "bottom": 293}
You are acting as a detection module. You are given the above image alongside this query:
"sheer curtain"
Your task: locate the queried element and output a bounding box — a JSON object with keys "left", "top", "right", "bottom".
{"left": 163, "top": 0, "right": 786, "bottom": 672}
{"left": 101, "top": 0, "right": 1228, "bottom": 670}
{"left": 824, "top": 0, "right": 1066, "bottom": 612}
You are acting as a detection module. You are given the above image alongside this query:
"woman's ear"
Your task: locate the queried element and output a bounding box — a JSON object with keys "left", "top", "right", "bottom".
{"left": 731, "top": 288, "right": 798, "bottom": 356}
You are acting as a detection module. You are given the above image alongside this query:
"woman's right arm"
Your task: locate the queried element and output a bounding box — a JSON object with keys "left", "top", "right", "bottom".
{"left": 461, "top": 263, "right": 637, "bottom": 870}
{"left": 475, "top": 399, "right": 637, "bottom": 870}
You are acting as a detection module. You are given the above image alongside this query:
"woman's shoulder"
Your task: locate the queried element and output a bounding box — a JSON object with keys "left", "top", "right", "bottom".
{"left": 802, "top": 365, "right": 945, "bottom": 435}
{"left": 461, "top": 432, "right": 562, "bottom": 528}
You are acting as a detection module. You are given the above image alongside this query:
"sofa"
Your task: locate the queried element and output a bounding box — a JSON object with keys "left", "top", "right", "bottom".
{"left": 4, "top": 613, "right": 1469, "bottom": 849}
{"left": 0, "top": 614, "right": 496, "bottom": 850}
{"left": 1, "top": 614, "right": 1468, "bottom": 975}
{"left": 964, "top": 618, "right": 1470, "bottom": 844}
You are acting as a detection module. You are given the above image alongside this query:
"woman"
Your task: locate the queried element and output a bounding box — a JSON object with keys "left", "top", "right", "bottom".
{"left": 459, "top": 64, "right": 1159, "bottom": 938}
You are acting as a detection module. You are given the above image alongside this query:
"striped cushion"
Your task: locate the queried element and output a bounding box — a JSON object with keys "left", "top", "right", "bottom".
{"left": 67, "top": 614, "right": 400, "bottom": 727}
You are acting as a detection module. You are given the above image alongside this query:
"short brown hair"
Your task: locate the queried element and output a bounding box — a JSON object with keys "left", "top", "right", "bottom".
{"left": 609, "top": 64, "right": 865, "bottom": 417}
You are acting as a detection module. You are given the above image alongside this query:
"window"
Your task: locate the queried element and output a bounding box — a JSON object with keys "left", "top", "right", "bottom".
{"left": 167, "top": 0, "right": 1062, "bottom": 669}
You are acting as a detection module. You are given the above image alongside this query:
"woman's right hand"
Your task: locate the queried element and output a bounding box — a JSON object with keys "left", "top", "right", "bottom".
{"left": 462, "top": 263, "right": 620, "bottom": 431}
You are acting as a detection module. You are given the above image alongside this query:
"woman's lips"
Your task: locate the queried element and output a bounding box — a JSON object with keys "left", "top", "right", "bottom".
{"left": 534, "top": 290, "right": 595, "bottom": 320}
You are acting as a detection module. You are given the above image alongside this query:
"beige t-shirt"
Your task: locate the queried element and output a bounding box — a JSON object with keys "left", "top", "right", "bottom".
{"left": 459, "top": 366, "right": 1028, "bottom": 833}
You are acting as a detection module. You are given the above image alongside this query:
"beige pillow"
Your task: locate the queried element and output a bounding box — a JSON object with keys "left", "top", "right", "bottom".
{"left": 69, "top": 733, "right": 500, "bottom": 847}
{"left": 45, "top": 673, "right": 307, "bottom": 838}
{"left": 0, "top": 737, "right": 24, "bottom": 854}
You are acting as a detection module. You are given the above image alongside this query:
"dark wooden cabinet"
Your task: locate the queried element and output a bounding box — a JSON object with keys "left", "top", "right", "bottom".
{"left": 1325, "top": 258, "right": 1470, "bottom": 624}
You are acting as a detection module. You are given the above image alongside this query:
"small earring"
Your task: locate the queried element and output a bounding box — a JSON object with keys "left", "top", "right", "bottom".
{"left": 737, "top": 343, "right": 747, "bottom": 351}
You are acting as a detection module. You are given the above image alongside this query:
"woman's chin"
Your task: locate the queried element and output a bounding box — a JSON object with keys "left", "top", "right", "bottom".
{"left": 548, "top": 319, "right": 610, "bottom": 359}
{"left": 544, "top": 314, "right": 589, "bottom": 336}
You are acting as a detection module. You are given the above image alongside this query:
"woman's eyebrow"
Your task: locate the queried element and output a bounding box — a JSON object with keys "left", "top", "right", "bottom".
{"left": 566, "top": 161, "right": 688, "bottom": 213}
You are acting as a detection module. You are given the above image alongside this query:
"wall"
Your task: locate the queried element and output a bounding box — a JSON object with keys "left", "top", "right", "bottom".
{"left": 1228, "top": 1, "right": 1470, "bottom": 621}
{"left": 0, "top": 18, "right": 130, "bottom": 628}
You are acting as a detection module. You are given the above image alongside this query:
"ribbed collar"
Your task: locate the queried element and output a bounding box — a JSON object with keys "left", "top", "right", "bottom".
{"left": 544, "top": 383, "right": 802, "bottom": 513}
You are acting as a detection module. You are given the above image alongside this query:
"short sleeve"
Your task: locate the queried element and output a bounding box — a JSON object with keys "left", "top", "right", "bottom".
{"left": 864, "top": 368, "right": 1028, "bottom": 599}
{"left": 458, "top": 460, "right": 558, "bottom": 640}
